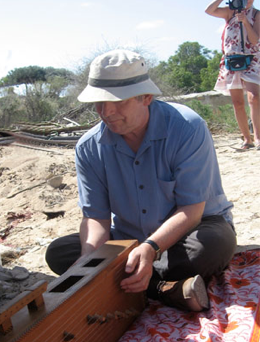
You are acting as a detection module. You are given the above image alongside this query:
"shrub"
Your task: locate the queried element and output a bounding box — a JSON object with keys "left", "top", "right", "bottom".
{"left": 186, "top": 100, "right": 239, "bottom": 133}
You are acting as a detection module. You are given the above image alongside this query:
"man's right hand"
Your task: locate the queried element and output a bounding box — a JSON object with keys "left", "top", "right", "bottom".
{"left": 120, "top": 243, "right": 155, "bottom": 293}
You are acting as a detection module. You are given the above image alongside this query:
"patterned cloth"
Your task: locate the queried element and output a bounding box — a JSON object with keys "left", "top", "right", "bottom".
{"left": 120, "top": 249, "right": 260, "bottom": 342}
{"left": 215, "top": 7, "right": 260, "bottom": 95}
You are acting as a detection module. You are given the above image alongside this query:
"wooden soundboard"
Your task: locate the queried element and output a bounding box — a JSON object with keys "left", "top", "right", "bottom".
{"left": 0, "top": 240, "right": 146, "bottom": 342}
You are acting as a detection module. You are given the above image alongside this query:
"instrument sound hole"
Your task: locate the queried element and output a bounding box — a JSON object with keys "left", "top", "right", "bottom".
{"left": 50, "top": 276, "right": 84, "bottom": 292}
{"left": 83, "top": 258, "right": 105, "bottom": 267}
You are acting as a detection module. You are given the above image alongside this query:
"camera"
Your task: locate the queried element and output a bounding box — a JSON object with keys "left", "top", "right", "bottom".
{"left": 227, "top": 0, "right": 247, "bottom": 11}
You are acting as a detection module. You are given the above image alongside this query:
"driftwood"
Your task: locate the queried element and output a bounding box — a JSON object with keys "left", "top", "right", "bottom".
{"left": 11, "top": 118, "right": 100, "bottom": 136}
{"left": 12, "top": 143, "right": 63, "bottom": 154}
{"left": 18, "top": 124, "right": 91, "bottom": 135}
{"left": 7, "top": 182, "right": 46, "bottom": 199}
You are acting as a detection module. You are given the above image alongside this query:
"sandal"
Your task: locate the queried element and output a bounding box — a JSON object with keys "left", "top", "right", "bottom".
{"left": 241, "top": 143, "right": 254, "bottom": 150}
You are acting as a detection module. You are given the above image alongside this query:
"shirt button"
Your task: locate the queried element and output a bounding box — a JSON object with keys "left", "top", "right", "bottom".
{"left": 142, "top": 209, "right": 147, "bottom": 214}
{"left": 135, "top": 161, "right": 140, "bottom": 165}
{"left": 139, "top": 185, "right": 144, "bottom": 189}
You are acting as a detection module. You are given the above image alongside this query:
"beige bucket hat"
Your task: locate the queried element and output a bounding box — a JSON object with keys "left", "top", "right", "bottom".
{"left": 77, "top": 49, "right": 162, "bottom": 102}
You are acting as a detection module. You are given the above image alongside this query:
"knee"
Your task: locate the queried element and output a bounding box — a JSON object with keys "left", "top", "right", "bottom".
{"left": 45, "top": 234, "right": 81, "bottom": 275}
{"left": 247, "top": 91, "right": 259, "bottom": 107}
{"left": 45, "top": 239, "right": 62, "bottom": 274}
{"left": 193, "top": 226, "right": 237, "bottom": 278}
{"left": 45, "top": 239, "right": 57, "bottom": 264}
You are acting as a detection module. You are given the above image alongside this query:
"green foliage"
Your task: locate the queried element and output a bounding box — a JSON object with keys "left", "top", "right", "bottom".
{"left": 200, "top": 50, "right": 222, "bottom": 91}
{"left": 22, "top": 83, "right": 57, "bottom": 122}
{"left": 151, "top": 42, "right": 221, "bottom": 94}
{"left": 1, "top": 66, "right": 46, "bottom": 86}
{"left": 0, "top": 43, "right": 236, "bottom": 133}
{"left": 185, "top": 100, "right": 238, "bottom": 132}
{"left": 0, "top": 66, "right": 75, "bottom": 88}
{"left": 0, "top": 94, "right": 27, "bottom": 127}
{"left": 0, "top": 66, "right": 78, "bottom": 127}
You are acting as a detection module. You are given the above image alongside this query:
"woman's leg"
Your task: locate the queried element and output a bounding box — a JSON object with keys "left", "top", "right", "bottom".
{"left": 230, "top": 88, "right": 254, "bottom": 147}
{"left": 245, "top": 81, "right": 260, "bottom": 147}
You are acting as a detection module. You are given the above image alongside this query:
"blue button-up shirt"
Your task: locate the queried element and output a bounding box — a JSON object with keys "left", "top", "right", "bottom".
{"left": 75, "top": 100, "right": 233, "bottom": 242}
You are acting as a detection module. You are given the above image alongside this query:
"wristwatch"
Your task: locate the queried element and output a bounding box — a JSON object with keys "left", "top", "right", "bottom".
{"left": 143, "top": 239, "right": 162, "bottom": 261}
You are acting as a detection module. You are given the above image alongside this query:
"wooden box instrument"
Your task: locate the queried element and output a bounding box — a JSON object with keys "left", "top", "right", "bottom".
{"left": 0, "top": 240, "right": 146, "bottom": 342}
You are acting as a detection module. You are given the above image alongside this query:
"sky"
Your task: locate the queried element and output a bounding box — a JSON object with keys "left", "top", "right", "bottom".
{"left": 0, "top": 0, "right": 234, "bottom": 79}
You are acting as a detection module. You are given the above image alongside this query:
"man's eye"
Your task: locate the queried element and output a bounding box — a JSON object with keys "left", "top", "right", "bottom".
{"left": 116, "top": 99, "right": 128, "bottom": 106}
{"left": 95, "top": 102, "right": 104, "bottom": 111}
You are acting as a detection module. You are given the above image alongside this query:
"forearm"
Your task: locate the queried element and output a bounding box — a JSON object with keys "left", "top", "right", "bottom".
{"left": 80, "top": 217, "right": 111, "bottom": 255}
{"left": 205, "top": 0, "right": 230, "bottom": 20}
{"left": 146, "top": 202, "right": 205, "bottom": 256}
{"left": 243, "top": 15, "right": 260, "bottom": 46}
{"left": 120, "top": 202, "right": 206, "bottom": 292}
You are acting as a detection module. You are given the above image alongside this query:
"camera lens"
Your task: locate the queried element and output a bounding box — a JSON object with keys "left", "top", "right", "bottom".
{"left": 233, "top": 0, "right": 242, "bottom": 8}
{"left": 229, "top": 0, "right": 247, "bottom": 10}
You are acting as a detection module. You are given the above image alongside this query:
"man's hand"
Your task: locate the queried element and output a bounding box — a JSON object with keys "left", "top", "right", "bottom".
{"left": 120, "top": 243, "right": 155, "bottom": 293}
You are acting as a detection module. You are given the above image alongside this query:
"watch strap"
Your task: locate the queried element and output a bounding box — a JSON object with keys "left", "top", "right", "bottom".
{"left": 143, "top": 239, "right": 161, "bottom": 260}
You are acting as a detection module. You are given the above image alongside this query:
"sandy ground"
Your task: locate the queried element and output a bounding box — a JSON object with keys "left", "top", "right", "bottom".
{"left": 0, "top": 134, "right": 259, "bottom": 306}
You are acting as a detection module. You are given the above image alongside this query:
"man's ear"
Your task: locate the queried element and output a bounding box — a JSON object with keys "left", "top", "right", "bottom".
{"left": 142, "top": 94, "right": 154, "bottom": 106}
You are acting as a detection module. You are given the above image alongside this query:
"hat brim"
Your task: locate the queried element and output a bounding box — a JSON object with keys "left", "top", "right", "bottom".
{"left": 77, "top": 79, "right": 162, "bottom": 102}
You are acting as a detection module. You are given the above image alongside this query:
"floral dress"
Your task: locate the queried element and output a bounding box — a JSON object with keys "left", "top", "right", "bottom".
{"left": 215, "top": 6, "right": 260, "bottom": 95}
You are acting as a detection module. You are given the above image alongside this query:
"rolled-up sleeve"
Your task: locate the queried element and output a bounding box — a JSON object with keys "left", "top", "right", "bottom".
{"left": 75, "top": 138, "right": 111, "bottom": 219}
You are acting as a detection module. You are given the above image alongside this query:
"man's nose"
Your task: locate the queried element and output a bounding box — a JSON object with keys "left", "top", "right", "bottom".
{"left": 100, "top": 102, "right": 117, "bottom": 117}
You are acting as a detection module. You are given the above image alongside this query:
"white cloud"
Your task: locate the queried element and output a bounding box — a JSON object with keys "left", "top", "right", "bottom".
{"left": 136, "top": 20, "right": 164, "bottom": 30}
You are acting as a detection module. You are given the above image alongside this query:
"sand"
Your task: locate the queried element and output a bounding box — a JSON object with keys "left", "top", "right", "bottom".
{"left": 0, "top": 134, "right": 259, "bottom": 305}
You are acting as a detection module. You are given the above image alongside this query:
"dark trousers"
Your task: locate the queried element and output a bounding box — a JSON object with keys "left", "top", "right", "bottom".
{"left": 45, "top": 215, "right": 237, "bottom": 284}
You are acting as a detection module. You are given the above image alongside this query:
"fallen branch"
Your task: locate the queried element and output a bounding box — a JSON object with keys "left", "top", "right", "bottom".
{"left": 12, "top": 143, "right": 63, "bottom": 154}
{"left": 7, "top": 182, "right": 46, "bottom": 199}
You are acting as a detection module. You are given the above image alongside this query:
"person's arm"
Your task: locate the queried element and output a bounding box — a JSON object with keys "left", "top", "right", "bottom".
{"left": 236, "top": 10, "right": 260, "bottom": 46}
{"left": 145, "top": 201, "right": 205, "bottom": 254}
{"left": 75, "top": 135, "right": 112, "bottom": 260}
{"left": 80, "top": 217, "right": 111, "bottom": 254}
{"left": 120, "top": 201, "right": 205, "bottom": 293}
{"left": 205, "top": 0, "right": 231, "bottom": 21}
{"left": 74, "top": 217, "right": 111, "bottom": 265}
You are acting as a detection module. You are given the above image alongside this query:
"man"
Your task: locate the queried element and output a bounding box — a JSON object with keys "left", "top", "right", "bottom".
{"left": 46, "top": 49, "right": 237, "bottom": 311}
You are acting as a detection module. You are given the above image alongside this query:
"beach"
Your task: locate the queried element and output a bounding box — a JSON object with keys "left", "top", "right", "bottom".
{"left": 0, "top": 133, "right": 259, "bottom": 305}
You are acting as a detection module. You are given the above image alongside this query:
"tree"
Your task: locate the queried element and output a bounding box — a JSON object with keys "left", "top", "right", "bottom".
{"left": 200, "top": 50, "right": 222, "bottom": 91}
{"left": 0, "top": 66, "right": 77, "bottom": 125}
{"left": 151, "top": 42, "right": 221, "bottom": 94}
{"left": 1, "top": 66, "right": 46, "bottom": 86}
{"left": 0, "top": 94, "right": 26, "bottom": 127}
{"left": 0, "top": 66, "right": 75, "bottom": 89}
{"left": 0, "top": 43, "right": 223, "bottom": 128}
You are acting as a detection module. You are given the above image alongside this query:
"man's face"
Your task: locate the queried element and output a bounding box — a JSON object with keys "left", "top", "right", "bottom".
{"left": 95, "top": 95, "right": 152, "bottom": 136}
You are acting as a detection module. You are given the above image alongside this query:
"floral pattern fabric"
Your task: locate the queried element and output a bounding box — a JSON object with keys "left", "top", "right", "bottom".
{"left": 214, "top": 7, "right": 260, "bottom": 95}
{"left": 120, "top": 249, "right": 260, "bottom": 342}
